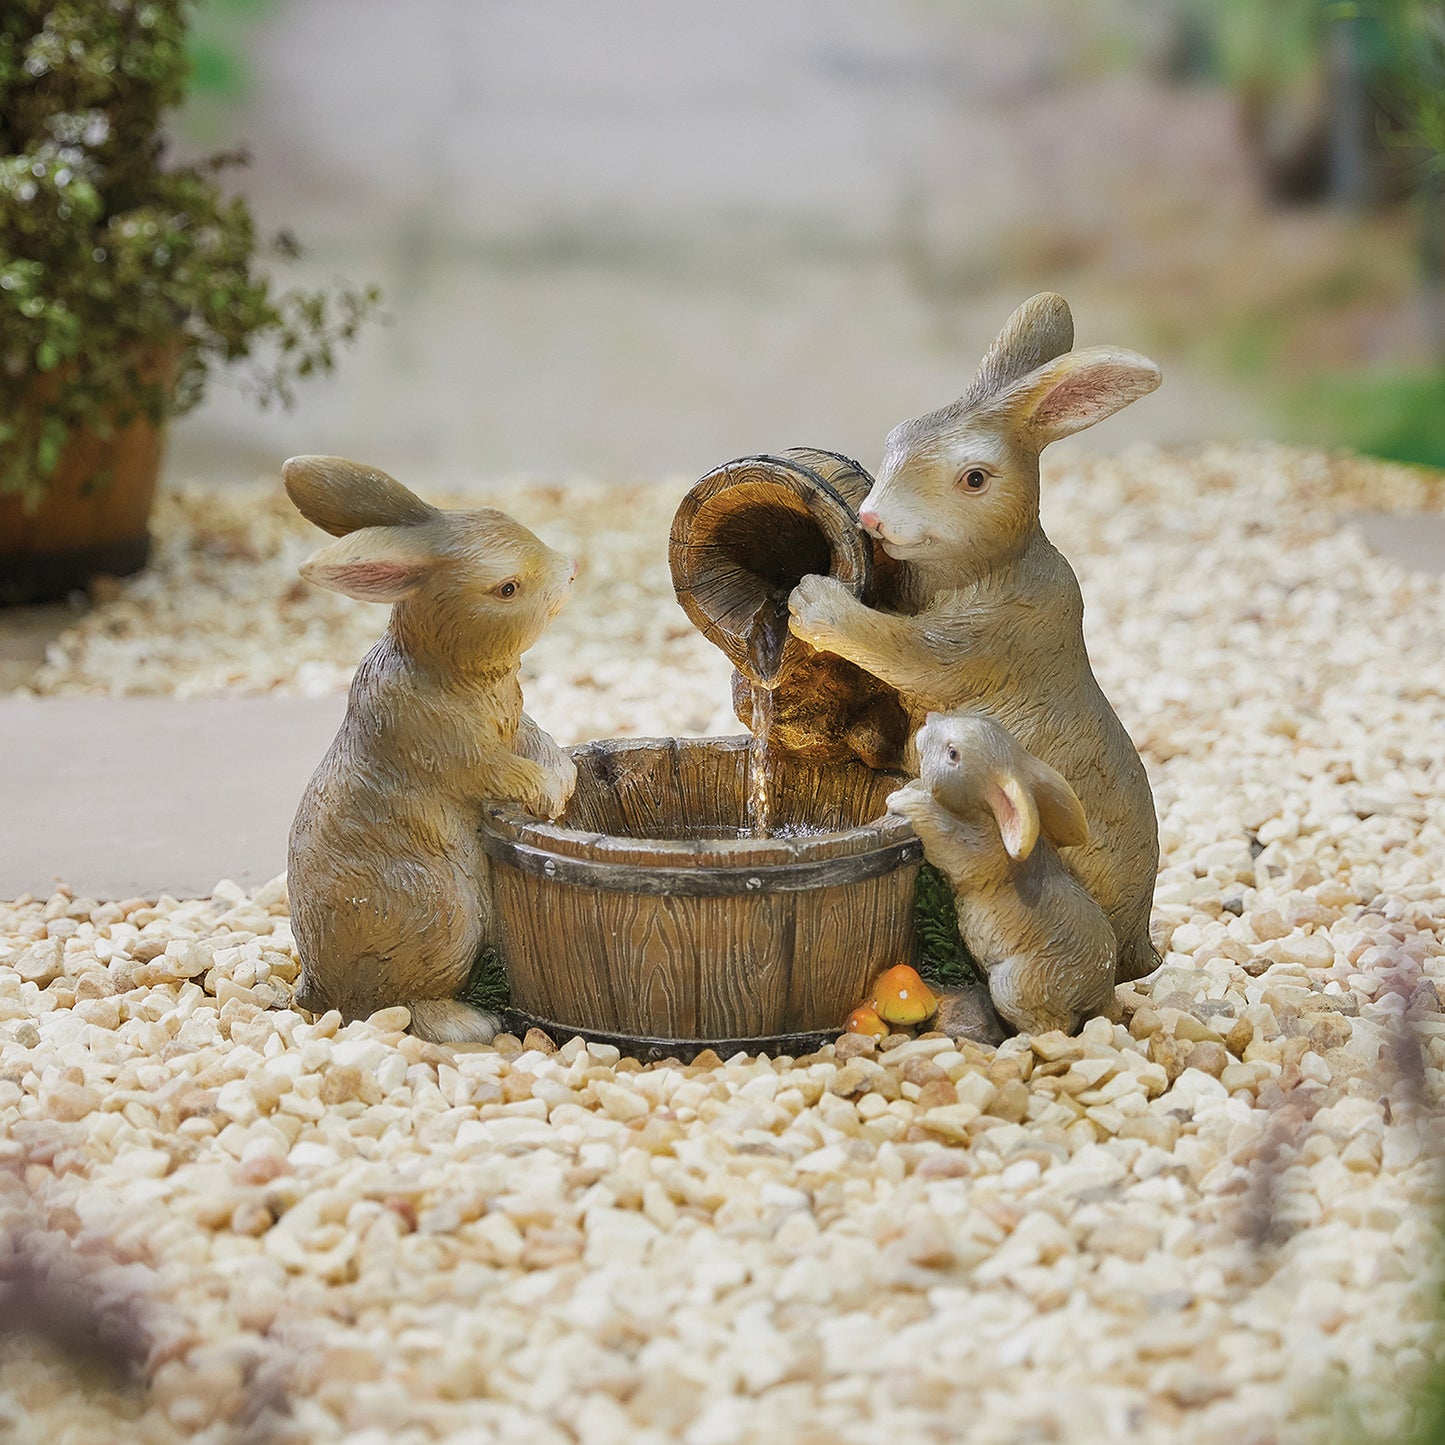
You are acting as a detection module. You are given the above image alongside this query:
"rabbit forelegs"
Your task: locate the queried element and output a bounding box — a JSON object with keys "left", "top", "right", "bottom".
{"left": 788, "top": 575, "right": 988, "bottom": 701}
{"left": 513, "top": 714, "right": 578, "bottom": 814}
{"left": 486, "top": 749, "right": 574, "bottom": 821}
{"left": 885, "top": 782, "right": 973, "bottom": 887}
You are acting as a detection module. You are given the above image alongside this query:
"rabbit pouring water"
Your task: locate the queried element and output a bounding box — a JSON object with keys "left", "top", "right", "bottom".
{"left": 888, "top": 713, "right": 1117, "bottom": 1036}
{"left": 788, "top": 293, "right": 1161, "bottom": 981}
{"left": 283, "top": 456, "right": 577, "bottom": 1043}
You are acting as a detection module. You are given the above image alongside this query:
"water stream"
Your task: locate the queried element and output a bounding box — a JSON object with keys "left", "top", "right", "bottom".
{"left": 744, "top": 596, "right": 790, "bottom": 837}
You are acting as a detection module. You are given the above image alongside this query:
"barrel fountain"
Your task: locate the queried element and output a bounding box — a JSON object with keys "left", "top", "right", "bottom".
{"left": 481, "top": 449, "right": 925, "bottom": 1059}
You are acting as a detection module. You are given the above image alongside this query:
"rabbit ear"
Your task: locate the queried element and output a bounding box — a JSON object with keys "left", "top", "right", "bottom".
{"left": 987, "top": 772, "right": 1040, "bottom": 862}
{"left": 283, "top": 456, "right": 437, "bottom": 538}
{"left": 1005, "top": 345, "right": 1161, "bottom": 445}
{"left": 1019, "top": 754, "right": 1090, "bottom": 848}
{"left": 964, "top": 292, "right": 1075, "bottom": 406}
{"left": 299, "top": 526, "right": 435, "bottom": 602}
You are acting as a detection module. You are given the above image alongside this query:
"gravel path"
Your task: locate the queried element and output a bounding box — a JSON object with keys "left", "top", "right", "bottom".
{"left": 3, "top": 444, "right": 1444, "bottom": 1442}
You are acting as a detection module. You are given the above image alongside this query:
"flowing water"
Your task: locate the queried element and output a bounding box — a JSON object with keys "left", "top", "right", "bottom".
{"left": 747, "top": 681, "right": 777, "bottom": 836}
{"left": 745, "top": 596, "right": 790, "bottom": 837}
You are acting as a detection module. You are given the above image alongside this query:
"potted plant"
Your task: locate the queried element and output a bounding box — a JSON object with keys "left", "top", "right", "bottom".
{"left": 0, "top": 0, "right": 377, "bottom": 603}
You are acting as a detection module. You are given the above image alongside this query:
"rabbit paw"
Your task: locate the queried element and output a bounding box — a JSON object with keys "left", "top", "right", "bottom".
{"left": 885, "top": 780, "right": 932, "bottom": 818}
{"left": 788, "top": 573, "right": 856, "bottom": 654}
{"left": 537, "top": 755, "right": 577, "bottom": 821}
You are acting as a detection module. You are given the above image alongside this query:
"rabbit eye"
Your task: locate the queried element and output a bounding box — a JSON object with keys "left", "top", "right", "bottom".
{"left": 946, "top": 745, "right": 959, "bottom": 763}
{"left": 959, "top": 468, "right": 990, "bottom": 493}
{"left": 495, "top": 580, "right": 520, "bottom": 599}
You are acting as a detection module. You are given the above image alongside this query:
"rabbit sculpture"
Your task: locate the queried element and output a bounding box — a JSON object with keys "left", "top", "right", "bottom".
{"left": 888, "top": 713, "right": 1117, "bottom": 1036}
{"left": 788, "top": 293, "right": 1161, "bottom": 981}
{"left": 283, "top": 456, "right": 577, "bottom": 1043}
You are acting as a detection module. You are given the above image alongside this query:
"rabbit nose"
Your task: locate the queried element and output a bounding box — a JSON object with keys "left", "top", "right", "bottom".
{"left": 858, "top": 508, "right": 881, "bottom": 535}
{"left": 568, "top": 558, "right": 578, "bottom": 581}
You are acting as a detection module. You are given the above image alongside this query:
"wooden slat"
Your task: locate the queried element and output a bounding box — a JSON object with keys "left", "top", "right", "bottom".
{"left": 692, "top": 892, "right": 793, "bottom": 1036}
{"left": 787, "top": 864, "right": 920, "bottom": 1031}
{"left": 497, "top": 870, "right": 624, "bottom": 1030}
{"left": 605, "top": 893, "right": 698, "bottom": 1036}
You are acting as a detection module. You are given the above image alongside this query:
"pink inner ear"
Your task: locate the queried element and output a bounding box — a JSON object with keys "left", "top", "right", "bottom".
{"left": 1034, "top": 365, "right": 1132, "bottom": 433}
{"left": 990, "top": 783, "right": 1025, "bottom": 856}
{"left": 317, "top": 560, "right": 423, "bottom": 601}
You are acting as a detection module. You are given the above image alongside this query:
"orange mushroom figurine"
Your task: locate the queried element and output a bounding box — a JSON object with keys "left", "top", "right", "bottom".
{"left": 844, "top": 1004, "right": 891, "bottom": 1037}
{"left": 869, "top": 964, "right": 939, "bottom": 1027}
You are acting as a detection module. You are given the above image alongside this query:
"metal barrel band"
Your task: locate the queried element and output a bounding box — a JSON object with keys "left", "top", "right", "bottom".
{"left": 500, "top": 1008, "right": 836, "bottom": 1064}
{"left": 480, "top": 831, "right": 923, "bottom": 896}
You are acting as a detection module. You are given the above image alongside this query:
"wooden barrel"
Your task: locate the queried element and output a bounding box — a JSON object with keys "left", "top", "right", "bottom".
{"left": 668, "top": 449, "right": 908, "bottom": 769}
{"left": 480, "top": 736, "right": 922, "bottom": 1055}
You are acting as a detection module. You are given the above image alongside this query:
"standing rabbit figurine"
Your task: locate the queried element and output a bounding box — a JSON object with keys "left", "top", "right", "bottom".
{"left": 283, "top": 456, "right": 577, "bottom": 1043}
{"left": 888, "top": 713, "right": 1117, "bottom": 1036}
{"left": 788, "top": 293, "right": 1161, "bottom": 981}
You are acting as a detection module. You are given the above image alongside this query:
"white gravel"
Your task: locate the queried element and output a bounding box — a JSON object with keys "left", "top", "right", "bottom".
{"left": 3, "top": 442, "right": 1444, "bottom": 1442}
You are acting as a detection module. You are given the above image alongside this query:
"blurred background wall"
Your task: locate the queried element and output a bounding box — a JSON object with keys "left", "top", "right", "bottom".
{"left": 167, "top": 0, "right": 1445, "bottom": 486}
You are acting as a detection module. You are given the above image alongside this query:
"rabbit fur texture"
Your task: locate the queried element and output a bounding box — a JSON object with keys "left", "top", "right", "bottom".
{"left": 789, "top": 292, "right": 1162, "bottom": 983}
{"left": 283, "top": 456, "right": 577, "bottom": 1044}
{"left": 889, "top": 713, "right": 1118, "bottom": 1036}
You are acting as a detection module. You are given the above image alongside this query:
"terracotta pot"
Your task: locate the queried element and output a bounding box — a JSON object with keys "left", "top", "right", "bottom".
{"left": 0, "top": 360, "right": 173, "bottom": 605}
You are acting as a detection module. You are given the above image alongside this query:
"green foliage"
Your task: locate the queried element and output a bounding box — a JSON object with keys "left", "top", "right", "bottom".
{"left": 0, "top": 0, "right": 377, "bottom": 504}
{"left": 1365, "top": 0, "right": 1445, "bottom": 170}
{"left": 462, "top": 947, "right": 511, "bottom": 1015}
{"left": 1202, "top": 0, "right": 1330, "bottom": 92}
{"left": 1290, "top": 367, "right": 1445, "bottom": 468}
{"left": 913, "top": 862, "right": 983, "bottom": 989}
{"left": 187, "top": 0, "right": 279, "bottom": 100}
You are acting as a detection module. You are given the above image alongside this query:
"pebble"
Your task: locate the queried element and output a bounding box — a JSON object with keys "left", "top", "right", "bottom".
{"left": 1184, "top": 1042, "right": 1228, "bottom": 1078}
{"left": 1275, "top": 933, "right": 1336, "bottom": 969}
{"left": 14, "top": 938, "right": 64, "bottom": 985}
{"left": 919, "top": 1104, "right": 981, "bottom": 1142}
{"left": 594, "top": 1081, "right": 649, "bottom": 1122}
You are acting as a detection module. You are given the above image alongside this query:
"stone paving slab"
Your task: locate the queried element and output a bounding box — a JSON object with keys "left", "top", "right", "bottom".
{"left": 0, "top": 697, "right": 345, "bottom": 900}
{"left": 1353, "top": 511, "right": 1445, "bottom": 574}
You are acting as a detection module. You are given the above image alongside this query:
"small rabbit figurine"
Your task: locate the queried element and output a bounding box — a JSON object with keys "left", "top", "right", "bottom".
{"left": 887, "top": 713, "right": 1117, "bottom": 1036}
{"left": 788, "top": 293, "right": 1161, "bottom": 981}
{"left": 283, "top": 456, "right": 577, "bottom": 1043}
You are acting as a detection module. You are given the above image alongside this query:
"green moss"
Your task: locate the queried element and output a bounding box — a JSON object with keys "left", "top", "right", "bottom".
{"left": 913, "top": 862, "right": 984, "bottom": 989}
{"left": 462, "top": 946, "right": 511, "bottom": 1015}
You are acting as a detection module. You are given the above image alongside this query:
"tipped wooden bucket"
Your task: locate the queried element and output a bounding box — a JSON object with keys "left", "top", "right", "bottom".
{"left": 481, "top": 736, "right": 922, "bottom": 1057}
{"left": 668, "top": 448, "right": 908, "bottom": 769}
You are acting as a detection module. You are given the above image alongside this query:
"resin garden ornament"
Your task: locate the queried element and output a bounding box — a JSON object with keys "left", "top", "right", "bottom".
{"left": 283, "top": 457, "right": 576, "bottom": 1044}
{"left": 887, "top": 712, "right": 1117, "bottom": 1036}
{"left": 282, "top": 291, "right": 1162, "bottom": 1053}
{"left": 785, "top": 292, "right": 1163, "bottom": 984}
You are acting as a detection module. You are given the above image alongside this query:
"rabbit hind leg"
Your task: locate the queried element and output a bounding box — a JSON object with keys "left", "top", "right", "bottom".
{"left": 408, "top": 997, "right": 501, "bottom": 1044}
{"left": 985, "top": 956, "right": 1078, "bottom": 1038}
